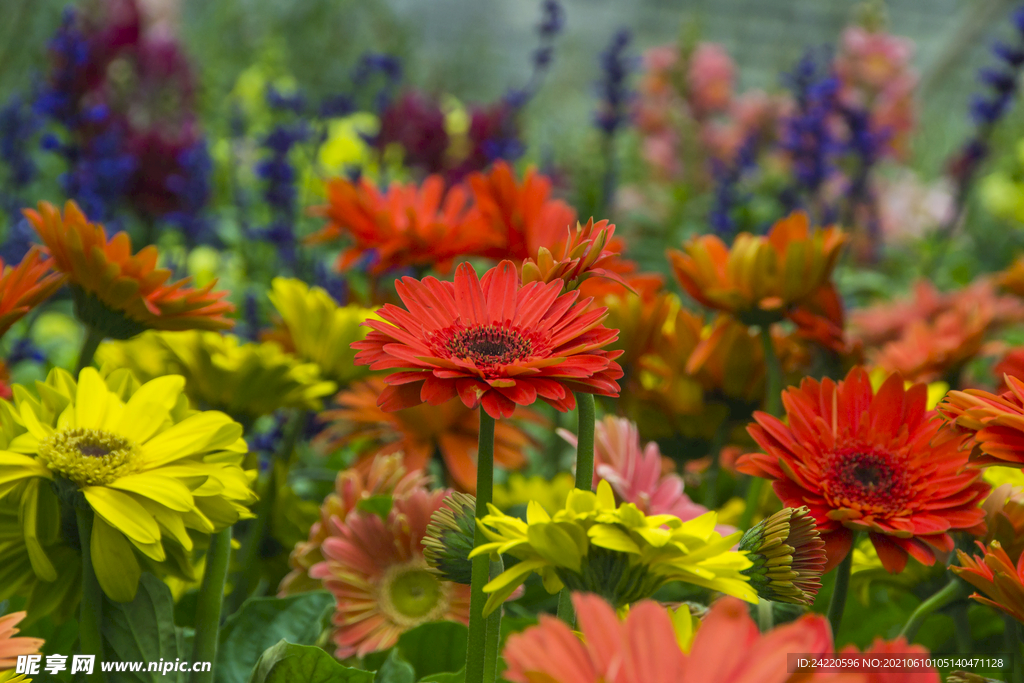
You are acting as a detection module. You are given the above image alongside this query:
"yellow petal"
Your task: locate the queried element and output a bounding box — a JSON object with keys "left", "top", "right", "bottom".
{"left": 83, "top": 486, "right": 160, "bottom": 544}
{"left": 141, "top": 412, "right": 243, "bottom": 467}
{"left": 117, "top": 375, "right": 185, "bottom": 443}
{"left": 17, "top": 404, "right": 53, "bottom": 442}
{"left": 20, "top": 480, "right": 57, "bottom": 582}
{"left": 75, "top": 368, "right": 113, "bottom": 430}
{"left": 107, "top": 473, "right": 194, "bottom": 512}
{"left": 91, "top": 515, "right": 141, "bottom": 603}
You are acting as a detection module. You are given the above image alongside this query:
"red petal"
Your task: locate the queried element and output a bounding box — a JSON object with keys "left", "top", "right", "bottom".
{"left": 869, "top": 533, "right": 908, "bottom": 574}
{"left": 821, "top": 528, "right": 854, "bottom": 573}
{"left": 420, "top": 375, "right": 459, "bottom": 405}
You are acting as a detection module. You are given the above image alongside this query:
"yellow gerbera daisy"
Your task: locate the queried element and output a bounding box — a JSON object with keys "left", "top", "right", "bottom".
{"left": 469, "top": 480, "right": 755, "bottom": 615}
{"left": 98, "top": 330, "right": 337, "bottom": 419}
{"left": 0, "top": 485, "right": 82, "bottom": 624}
{"left": 267, "top": 277, "right": 379, "bottom": 385}
{"left": 0, "top": 367, "right": 257, "bottom": 602}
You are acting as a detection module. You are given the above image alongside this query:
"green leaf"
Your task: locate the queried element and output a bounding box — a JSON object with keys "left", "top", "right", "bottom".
{"left": 246, "top": 640, "right": 373, "bottom": 683}
{"left": 355, "top": 495, "right": 393, "bottom": 521}
{"left": 418, "top": 671, "right": 465, "bottom": 683}
{"left": 217, "top": 591, "right": 335, "bottom": 683}
{"left": 373, "top": 651, "right": 415, "bottom": 683}
{"left": 101, "top": 573, "right": 188, "bottom": 683}
{"left": 394, "top": 622, "right": 467, "bottom": 679}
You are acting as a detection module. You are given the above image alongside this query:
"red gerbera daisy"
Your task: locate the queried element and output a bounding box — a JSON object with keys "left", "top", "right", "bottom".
{"left": 352, "top": 260, "right": 623, "bottom": 419}
{"left": 737, "top": 366, "right": 989, "bottom": 573}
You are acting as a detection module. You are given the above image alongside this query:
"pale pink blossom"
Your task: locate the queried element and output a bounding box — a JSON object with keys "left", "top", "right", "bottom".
{"left": 687, "top": 43, "right": 734, "bottom": 116}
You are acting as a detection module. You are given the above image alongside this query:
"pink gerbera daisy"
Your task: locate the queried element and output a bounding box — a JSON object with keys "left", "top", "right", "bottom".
{"left": 310, "top": 488, "right": 471, "bottom": 658}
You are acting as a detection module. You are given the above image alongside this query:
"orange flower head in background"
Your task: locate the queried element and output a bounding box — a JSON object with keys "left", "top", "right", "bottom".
{"left": 999, "top": 254, "right": 1024, "bottom": 298}
{"left": 994, "top": 347, "right": 1024, "bottom": 388}
{"left": 737, "top": 367, "right": 989, "bottom": 573}
{"left": 598, "top": 286, "right": 674, "bottom": 372}
{"left": 0, "top": 611, "right": 44, "bottom": 669}
{"left": 952, "top": 540, "right": 1024, "bottom": 624}
{"left": 308, "top": 175, "right": 494, "bottom": 275}
{"left": 352, "top": 260, "right": 623, "bottom": 419}
{"left": 466, "top": 160, "right": 577, "bottom": 261}
{"left": 667, "top": 211, "right": 846, "bottom": 325}
{"left": 315, "top": 378, "right": 536, "bottom": 491}
{"left": 309, "top": 488, "right": 471, "bottom": 658}
{"left": 981, "top": 484, "right": 1024, "bottom": 561}
{"left": 851, "top": 278, "right": 1023, "bottom": 350}
{"left": 870, "top": 287, "right": 997, "bottom": 383}
{"left": 937, "top": 375, "right": 1024, "bottom": 469}
{"left": 520, "top": 217, "right": 634, "bottom": 293}
{"left": 279, "top": 452, "right": 430, "bottom": 596}
{"left": 503, "top": 593, "right": 850, "bottom": 683}
{"left": 0, "top": 246, "right": 65, "bottom": 339}
{"left": 24, "top": 201, "right": 234, "bottom": 336}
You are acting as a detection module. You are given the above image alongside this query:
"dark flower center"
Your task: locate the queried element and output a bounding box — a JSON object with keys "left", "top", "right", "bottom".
{"left": 441, "top": 323, "right": 534, "bottom": 367}
{"left": 78, "top": 444, "right": 112, "bottom": 457}
{"left": 824, "top": 448, "right": 911, "bottom": 515}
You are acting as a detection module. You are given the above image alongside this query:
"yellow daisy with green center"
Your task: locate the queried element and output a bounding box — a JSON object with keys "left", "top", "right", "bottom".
{"left": 268, "top": 277, "right": 379, "bottom": 385}
{"left": 469, "top": 480, "right": 755, "bottom": 615}
{"left": 0, "top": 367, "right": 257, "bottom": 602}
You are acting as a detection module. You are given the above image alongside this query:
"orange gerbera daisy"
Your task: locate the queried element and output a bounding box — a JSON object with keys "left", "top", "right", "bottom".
{"left": 737, "top": 367, "right": 990, "bottom": 573}
{"left": 0, "top": 611, "right": 44, "bottom": 669}
{"left": 315, "top": 378, "right": 535, "bottom": 491}
{"left": 0, "top": 247, "right": 65, "bottom": 338}
{"left": 352, "top": 260, "right": 623, "bottom": 419}
{"left": 279, "top": 453, "right": 430, "bottom": 596}
{"left": 871, "top": 289, "right": 995, "bottom": 383}
{"left": 466, "top": 161, "right": 577, "bottom": 261}
{"left": 952, "top": 540, "right": 1024, "bottom": 624}
{"left": 308, "top": 175, "right": 493, "bottom": 275}
{"left": 24, "top": 201, "right": 233, "bottom": 336}
{"left": 667, "top": 211, "right": 846, "bottom": 325}
{"left": 937, "top": 375, "right": 1024, "bottom": 469}
{"left": 520, "top": 218, "right": 633, "bottom": 293}
{"left": 503, "top": 594, "right": 852, "bottom": 683}
{"left": 309, "top": 488, "right": 471, "bottom": 658}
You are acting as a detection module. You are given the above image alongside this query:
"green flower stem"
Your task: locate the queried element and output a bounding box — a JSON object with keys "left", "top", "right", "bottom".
{"left": 190, "top": 528, "right": 232, "bottom": 683}
{"left": 226, "top": 411, "right": 304, "bottom": 614}
{"left": 1015, "top": 621, "right": 1024, "bottom": 683}
{"left": 826, "top": 543, "right": 855, "bottom": 639}
{"left": 573, "top": 393, "right": 597, "bottom": 491}
{"left": 75, "top": 326, "right": 105, "bottom": 375}
{"left": 556, "top": 589, "right": 575, "bottom": 628}
{"left": 951, "top": 601, "right": 972, "bottom": 653}
{"left": 738, "top": 326, "right": 782, "bottom": 531}
{"left": 758, "top": 598, "right": 774, "bottom": 632}
{"left": 555, "top": 392, "right": 597, "bottom": 627}
{"left": 759, "top": 324, "right": 783, "bottom": 417}
{"left": 898, "top": 577, "right": 968, "bottom": 642}
{"left": 482, "top": 557, "right": 505, "bottom": 683}
{"left": 465, "top": 409, "right": 496, "bottom": 683}
{"left": 702, "top": 417, "right": 730, "bottom": 509}
{"left": 75, "top": 507, "right": 106, "bottom": 678}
